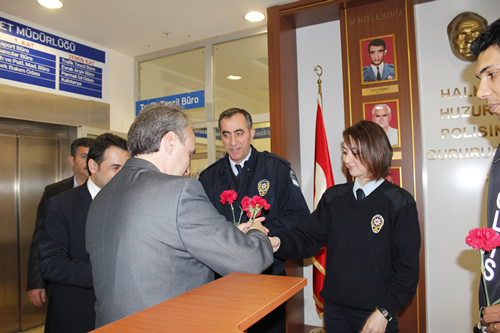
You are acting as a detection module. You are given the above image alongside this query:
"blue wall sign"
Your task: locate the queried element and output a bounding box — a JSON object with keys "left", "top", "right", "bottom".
{"left": 135, "top": 90, "right": 205, "bottom": 115}
{"left": 0, "top": 15, "right": 106, "bottom": 99}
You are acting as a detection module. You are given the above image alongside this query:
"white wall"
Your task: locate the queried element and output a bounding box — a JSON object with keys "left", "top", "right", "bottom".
{"left": 296, "top": 20, "right": 347, "bottom": 327}
{"left": 107, "top": 49, "right": 135, "bottom": 133}
{"left": 295, "top": 0, "right": 500, "bottom": 331}
{"left": 415, "top": 1, "right": 500, "bottom": 331}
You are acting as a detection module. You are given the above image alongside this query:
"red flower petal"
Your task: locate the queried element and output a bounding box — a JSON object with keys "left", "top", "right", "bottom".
{"left": 466, "top": 227, "right": 500, "bottom": 252}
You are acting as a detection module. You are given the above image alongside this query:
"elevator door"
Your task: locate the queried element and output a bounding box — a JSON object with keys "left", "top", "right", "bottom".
{"left": 0, "top": 126, "right": 70, "bottom": 333}
{"left": 0, "top": 134, "right": 19, "bottom": 333}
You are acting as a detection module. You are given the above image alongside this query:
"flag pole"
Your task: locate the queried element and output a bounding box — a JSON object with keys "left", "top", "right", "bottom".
{"left": 311, "top": 65, "right": 334, "bottom": 332}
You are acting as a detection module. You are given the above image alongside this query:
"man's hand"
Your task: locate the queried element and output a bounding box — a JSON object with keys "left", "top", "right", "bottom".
{"left": 360, "top": 309, "right": 388, "bottom": 333}
{"left": 269, "top": 237, "right": 280, "bottom": 252}
{"left": 237, "top": 217, "right": 267, "bottom": 234}
{"left": 482, "top": 304, "right": 500, "bottom": 332}
{"left": 247, "top": 218, "right": 269, "bottom": 235}
{"left": 28, "top": 289, "right": 46, "bottom": 307}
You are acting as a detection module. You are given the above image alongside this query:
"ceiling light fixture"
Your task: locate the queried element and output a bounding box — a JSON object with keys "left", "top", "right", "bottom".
{"left": 244, "top": 11, "right": 265, "bottom": 22}
{"left": 227, "top": 75, "right": 242, "bottom": 80}
{"left": 38, "top": 0, "right": 63, "bottom": 9}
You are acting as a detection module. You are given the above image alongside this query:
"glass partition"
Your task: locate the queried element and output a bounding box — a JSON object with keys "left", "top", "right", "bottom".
{"left": 137, "top": 32, "right": 270, "bottom": 177}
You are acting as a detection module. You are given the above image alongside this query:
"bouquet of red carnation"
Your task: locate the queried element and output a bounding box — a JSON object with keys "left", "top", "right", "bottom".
{"left": 220, "top": 190, "right": 270, "bottom": 226}
{"left": 466, "top": 227, "right": 500, "bottom": 307}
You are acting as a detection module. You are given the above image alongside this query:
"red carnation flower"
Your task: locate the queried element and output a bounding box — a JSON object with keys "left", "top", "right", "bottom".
{"left": 466, "top": 227, "right": 500, "bottom": 308}
{"left": 466, "top": 227, "right": 500, "bottom": 252}
{"left": 220, "top": 190, "right": 237, "bottom": 205}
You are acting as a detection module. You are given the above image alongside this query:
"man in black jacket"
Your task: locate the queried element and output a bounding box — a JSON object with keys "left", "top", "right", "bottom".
{"left": 27, "top": 137, "right": 94, "bottom": 307}
{"left": 471, "top": 18, "right": 500, "bottom": 333}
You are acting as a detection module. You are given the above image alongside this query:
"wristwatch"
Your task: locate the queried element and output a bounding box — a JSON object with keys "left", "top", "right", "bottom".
{"left": 376, "top": 306, "right": 393, "bottom": 322}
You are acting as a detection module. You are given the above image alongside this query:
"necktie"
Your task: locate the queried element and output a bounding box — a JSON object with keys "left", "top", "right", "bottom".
{"left": 376, "top": 67, "right": 381, "bottom": 80}
{"left": 356, "top": 188, "right": 365, "bottom": 200}
{"left": 235, "top": 164, "right": 242, "bottom": 177}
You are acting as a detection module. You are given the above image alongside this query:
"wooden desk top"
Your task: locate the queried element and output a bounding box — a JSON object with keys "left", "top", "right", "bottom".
{"left": 91, "top": 272, "right": 307, "bottom": 333}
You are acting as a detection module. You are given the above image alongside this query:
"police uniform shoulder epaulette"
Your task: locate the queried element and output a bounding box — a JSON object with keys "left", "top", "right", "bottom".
{"left": 383, "top": 183, "right": 415, "bottom": 211}
{"left": 199, "top": 156, "right": 226, "bottom": 174}
{"left": 325, "top": 183, "right": 349, "bottom": 197}
{"left": 262, "top": 151, "right": 291, "bottom": 166}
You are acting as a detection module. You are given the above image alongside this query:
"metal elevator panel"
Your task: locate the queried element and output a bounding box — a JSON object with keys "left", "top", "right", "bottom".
{"left": 0, "top": 119, "right": 73, "bottom": 333}
{"left": 0, "top": 134, "right": 20, "bottom": 333}
{"left": 19, "top": 136, "right": 60, "bottom": 331}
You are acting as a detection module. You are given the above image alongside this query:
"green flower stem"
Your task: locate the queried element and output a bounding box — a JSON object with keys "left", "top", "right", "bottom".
{"left": 238, "top": 207, "right": 243, "bottom": 225}
{"left": 230, "top": 204, "right": 237, "bottom": 226}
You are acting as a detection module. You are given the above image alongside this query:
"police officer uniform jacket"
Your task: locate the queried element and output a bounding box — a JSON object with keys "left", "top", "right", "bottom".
{"left": 199, "top": 146, "right": 310, "bottom": 275}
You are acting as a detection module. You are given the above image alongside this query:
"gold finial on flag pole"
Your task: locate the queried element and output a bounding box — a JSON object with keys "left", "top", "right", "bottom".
{"left": 314, "top": 65, "right": 323, "bottom": 104}
{"left": 314, "top": 65, "right": 323, "bottom": 82}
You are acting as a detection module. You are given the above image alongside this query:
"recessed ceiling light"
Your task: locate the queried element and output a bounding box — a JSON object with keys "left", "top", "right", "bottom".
{"left": 227, "top": 75, "right": 242, "bottom": 80}
{"left": 38, "top": 0, "right": 63, "bottom": 9}
{"left": 244, "top": 11, "right": 265, "bottom": 22}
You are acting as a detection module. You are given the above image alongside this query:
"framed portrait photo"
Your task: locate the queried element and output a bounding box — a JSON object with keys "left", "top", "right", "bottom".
{"left": 360, "top": 34, "right": 397, "bottom": 84}
{"left": 363, "top": 99, "right": 401, "bottom": 148}
{"left": 384, "top": 167, "right": 402, "bottom": 187}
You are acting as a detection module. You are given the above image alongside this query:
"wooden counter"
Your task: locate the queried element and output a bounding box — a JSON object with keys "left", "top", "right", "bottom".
{"left": 91, "top": 272, "right": 307, "bottom": 332}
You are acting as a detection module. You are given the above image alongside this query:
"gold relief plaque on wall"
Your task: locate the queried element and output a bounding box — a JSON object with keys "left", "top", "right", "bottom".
{"left": 447, "top": 12, "right": 488, "bottom": 62}
{"left": 360, "top": 34, "right": 397, "bottom": 84}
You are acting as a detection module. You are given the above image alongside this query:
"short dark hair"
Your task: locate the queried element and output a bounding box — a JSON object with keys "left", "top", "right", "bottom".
{"left": 471, "top": 18, "right": 500, "bottom": 56}
{"left": 70, "top": 137, "right": 94, "bottom": 157}
{"left": 368, "top": 39, "right": 386, "bottom": 51}
{"left": 343, "top": 120, "right": 392, "bottom": 181}
{"left": 86, "top": 133, "right": 128, "bottom": 176}
{"left": 128, "top": 103, "right": 188, "bottom": 157}
{"left": 218, "top": 107, "right": 253, "bottom": 130}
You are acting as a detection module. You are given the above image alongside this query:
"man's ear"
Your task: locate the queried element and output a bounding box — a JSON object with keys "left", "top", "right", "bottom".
{"left": 250, "top": 127, "right": 256, "bottom": 142}
{"left": 68, "top": 155, "right": 75, "bottom": 167}
{"left": 88, "top": 158, "right": 98, "bottom": 175}
{"left": 162, "top": 131, "right": 177, "bottom": 154}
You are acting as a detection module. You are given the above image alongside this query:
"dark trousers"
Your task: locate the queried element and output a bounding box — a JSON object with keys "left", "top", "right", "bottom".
{"left": 248, "top": 302, "right": 286, "bottom": 333}
{"left": 248, "top": 266, "right": 287, "bottom": 333}
{"left": 323, "top": 299, "right": 399, "bottom": 333}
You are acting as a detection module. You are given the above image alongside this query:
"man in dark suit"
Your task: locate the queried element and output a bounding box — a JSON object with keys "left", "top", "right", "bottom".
{"left": 27, "top": 137, "right": 94, "bottom": 307}
{"left": 363, "top": 38, "right": 395, "bottom": 82}
{"left": 86, "top": 103, "right": 274, "bottom": 328}
{"left": 38, "top": 133, "right": 129, "bottom": 333}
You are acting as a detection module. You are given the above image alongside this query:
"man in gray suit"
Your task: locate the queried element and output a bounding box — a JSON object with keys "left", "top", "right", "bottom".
{"left": 86, "top": 103, "right": 274, "bottom": 328}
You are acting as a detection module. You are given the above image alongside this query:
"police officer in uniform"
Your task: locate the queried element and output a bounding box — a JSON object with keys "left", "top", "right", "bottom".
{"left": 199, "top": 107, "right": 309, "bottom": 333}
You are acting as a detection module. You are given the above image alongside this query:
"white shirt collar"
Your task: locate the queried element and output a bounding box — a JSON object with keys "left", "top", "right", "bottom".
{"left": 229, "top": 150, "right": 252, "bottom": 176}
{"left": 371, "top": 62, "right": 385, "bottom": 77}
{"left": 353, "top": 177, "right": 385, "bottom": 199}
{"left": 87, "top": 178, "right": 101, "bottom": 199}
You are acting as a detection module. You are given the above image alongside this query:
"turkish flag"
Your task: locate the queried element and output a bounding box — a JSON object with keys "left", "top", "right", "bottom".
{"left": 312, "top": 93, "right": 334, "bottom": 318}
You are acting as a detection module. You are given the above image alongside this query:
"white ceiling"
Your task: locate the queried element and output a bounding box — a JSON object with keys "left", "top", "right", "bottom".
{"left": 1, "top": 0, "right": 297, "bottom": 57}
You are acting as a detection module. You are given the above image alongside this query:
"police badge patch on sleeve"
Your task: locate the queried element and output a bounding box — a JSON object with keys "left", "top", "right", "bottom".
{"left": 290, "top": 170, "right": 300, "bottom": 187}
{"left": 258, "top": 179, "right": 270, "bottom": 196}
{"left": 371, "top": 214, "right": 384, "bottom": 233}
